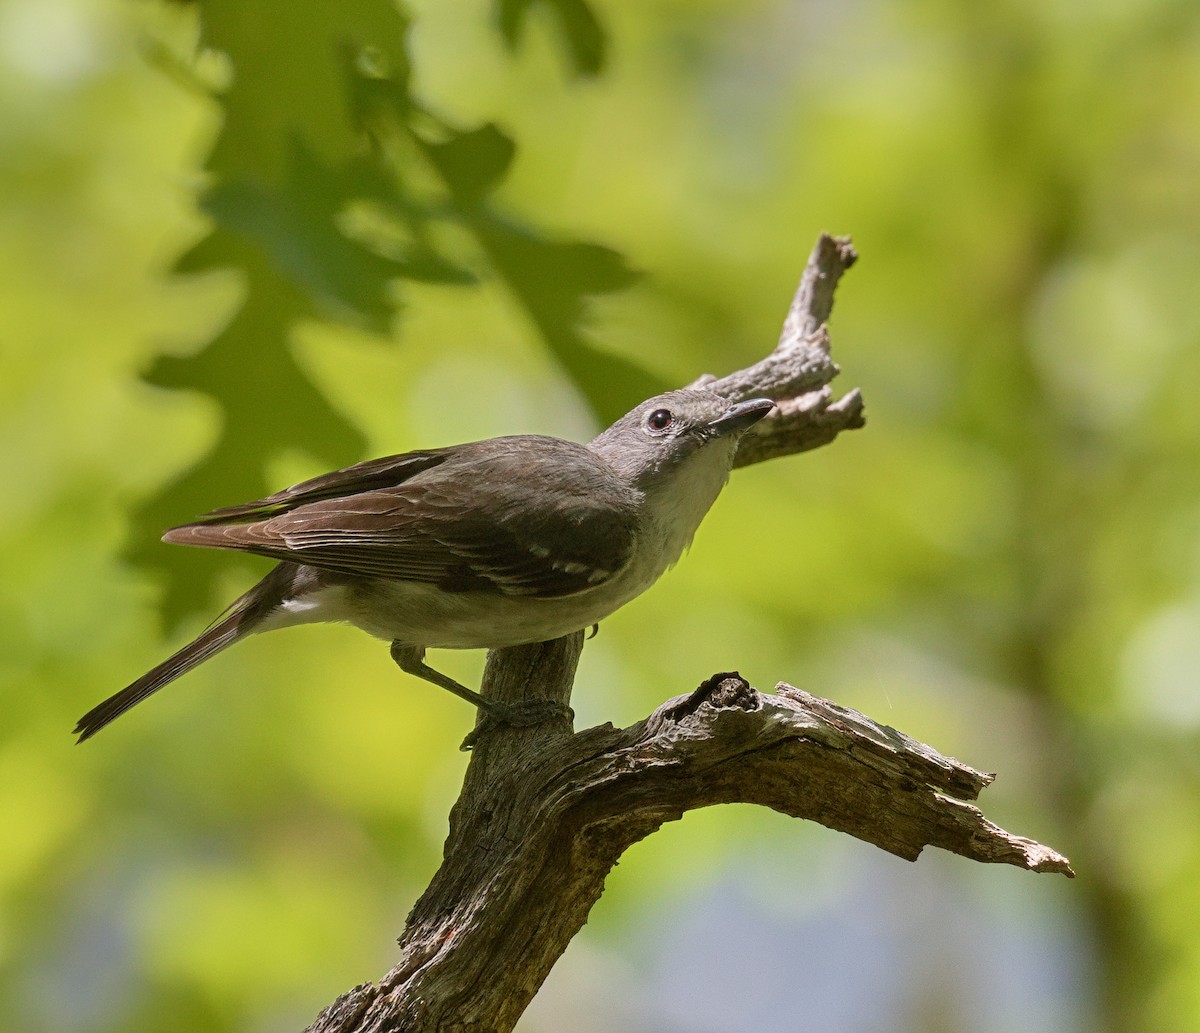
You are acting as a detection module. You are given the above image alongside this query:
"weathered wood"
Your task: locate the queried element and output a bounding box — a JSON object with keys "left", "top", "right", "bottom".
{"left": 307, "top": 670, "right": 1072, "bottom": 1033}
{"left": 690, "top": 233, "right": 866, "bottom": 467}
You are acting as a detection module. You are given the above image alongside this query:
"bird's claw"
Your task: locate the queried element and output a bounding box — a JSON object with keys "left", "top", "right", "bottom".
{"left": 459, "top": 699, "right": 574, "bottom": 750}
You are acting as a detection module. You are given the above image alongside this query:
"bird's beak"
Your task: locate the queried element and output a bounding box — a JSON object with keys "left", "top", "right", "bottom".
{"left": 707, "top": 397, "right": 775, "bottom": 437}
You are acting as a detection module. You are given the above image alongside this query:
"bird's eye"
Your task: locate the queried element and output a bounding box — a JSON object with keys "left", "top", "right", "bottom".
{"left": 645, "top": 408, "right": 675, "bottom": 433}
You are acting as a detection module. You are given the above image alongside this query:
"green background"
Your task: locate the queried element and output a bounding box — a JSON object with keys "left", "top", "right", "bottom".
{"left": 2, "top": 1, "right": 1199, "bottom": 1030}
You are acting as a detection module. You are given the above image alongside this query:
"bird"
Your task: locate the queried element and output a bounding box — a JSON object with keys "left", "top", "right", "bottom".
{"left": 74, "top": 388, "right": 774, "bottom": 743}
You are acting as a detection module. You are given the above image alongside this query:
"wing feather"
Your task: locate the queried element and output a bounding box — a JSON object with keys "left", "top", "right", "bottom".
{"left": 163, "top": 437, "right": 638, "bottom": 599}
{"left": 189, "top": 450, "right": 453, "bottom": 523}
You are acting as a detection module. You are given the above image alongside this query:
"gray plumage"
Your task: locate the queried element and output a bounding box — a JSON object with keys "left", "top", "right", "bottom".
{"left": 75, "top": 389, "right": 773, "bottom": 742}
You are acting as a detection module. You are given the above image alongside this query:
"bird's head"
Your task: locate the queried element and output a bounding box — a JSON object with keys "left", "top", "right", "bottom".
{"left": 589, "top": 389, "right": 775, "bottom": 489}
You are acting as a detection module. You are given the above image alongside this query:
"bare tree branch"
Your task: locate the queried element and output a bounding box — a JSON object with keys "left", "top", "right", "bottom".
{"left": 690, "top": 233, "right": 865, "bottom": 465}
{"left": 303, "top": 235, "right": 1071, "bottom": 1033}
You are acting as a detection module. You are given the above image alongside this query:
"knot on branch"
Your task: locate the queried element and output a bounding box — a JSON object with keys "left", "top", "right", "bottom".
{"left": 662, "top": 670, "right": 758, "bottom": 721}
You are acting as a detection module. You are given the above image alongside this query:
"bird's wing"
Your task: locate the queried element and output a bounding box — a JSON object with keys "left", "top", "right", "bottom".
{"left": 163, "top": 439, "right": 638, "bottom": 599}
{"left": 186, "top": 450, "right": 454, "bottom": 523}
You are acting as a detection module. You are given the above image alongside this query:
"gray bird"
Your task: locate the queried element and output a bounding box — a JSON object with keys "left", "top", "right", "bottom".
{"left": 75, "top": 389, "right": 774, "bottom": 742}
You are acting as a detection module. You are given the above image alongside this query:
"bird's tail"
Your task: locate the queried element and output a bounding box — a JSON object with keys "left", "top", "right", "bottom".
{"left": 74, "top": 578, "right": 279, "bottom": 743}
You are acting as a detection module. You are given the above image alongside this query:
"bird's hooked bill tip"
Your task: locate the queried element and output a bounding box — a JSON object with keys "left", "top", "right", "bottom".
{"left": 708, "top": 397, "right": 775, "bottom": 436}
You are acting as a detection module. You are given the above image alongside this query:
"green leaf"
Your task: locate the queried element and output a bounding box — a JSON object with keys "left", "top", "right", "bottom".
{"left": 202, "top": 143, "right": 404, "bottom": 332}
{"left": 422, "top": 124, "right": 517, "bottom": 205}
{"left": 495, "top": 0, "right": 607, "bottom": 77}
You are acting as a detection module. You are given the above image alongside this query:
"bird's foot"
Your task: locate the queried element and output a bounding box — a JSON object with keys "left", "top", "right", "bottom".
{"left": 460, "top": 699, "right": 574, "bottom": 751}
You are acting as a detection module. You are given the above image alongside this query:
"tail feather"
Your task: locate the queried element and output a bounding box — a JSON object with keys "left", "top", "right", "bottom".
{"left": 75, "top": 580, "right": 277, "bottom": 743}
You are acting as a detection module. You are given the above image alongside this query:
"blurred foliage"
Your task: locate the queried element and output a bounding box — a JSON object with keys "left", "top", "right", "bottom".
{"left": 129, "top": 0, "right": 654, "bottom": 624}
{"left": 2, "top": 0, "right": 1200, "bottom": 1032}
{"left": 496, "top": 0, "right": 607, "bottom": 77}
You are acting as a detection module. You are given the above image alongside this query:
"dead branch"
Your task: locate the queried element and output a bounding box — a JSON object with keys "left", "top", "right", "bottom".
{"left": 304, "top": 235, "right": 1071, "bottom": 1033}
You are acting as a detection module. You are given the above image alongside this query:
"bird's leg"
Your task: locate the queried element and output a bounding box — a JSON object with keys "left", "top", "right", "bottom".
{"left": 390, "top": 642, "right": 494, "bottom": 711}
{"left": 389, "top": 642, "right": 572, "bottom": 749}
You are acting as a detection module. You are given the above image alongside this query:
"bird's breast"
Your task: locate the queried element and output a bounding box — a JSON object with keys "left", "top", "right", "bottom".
{"left": 635, "top": 441, "right": 736, "bottom": 573}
